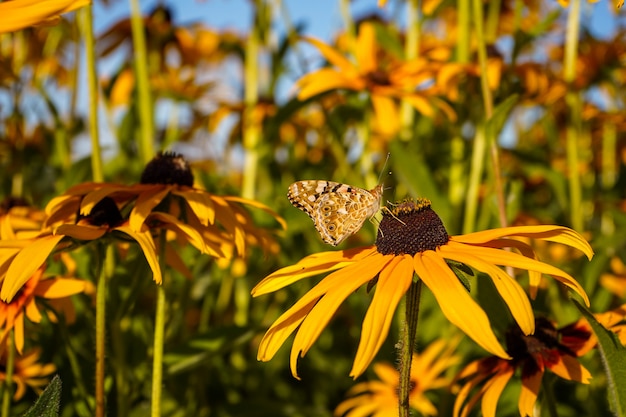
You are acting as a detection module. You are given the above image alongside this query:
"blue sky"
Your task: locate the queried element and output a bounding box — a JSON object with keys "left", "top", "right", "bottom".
{"left": 92, "top": 0, "right": 620, "bottom": 42}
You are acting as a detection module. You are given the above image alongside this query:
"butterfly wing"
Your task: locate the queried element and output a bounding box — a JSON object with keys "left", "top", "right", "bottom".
{"left": 288, "top": 181, "right": 383, "bottom": 246}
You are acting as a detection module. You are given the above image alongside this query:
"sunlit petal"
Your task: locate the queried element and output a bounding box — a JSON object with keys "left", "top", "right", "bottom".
{"left": 351, "top": 255, "right": 413, "bottom": 378}
{"left": 0, "top": 0, "right": 91, "bottom": 34}
{"left": 130, "top": 186, "right": 171, "bottom": 232}
{"left": 481, "top": 368, "right": 514, "bottom": 417}
{"left": 252, "top": 247, "right": 377, "bottom": 295}
{"left": 518, "top": 369, "right": 542, "bottom": 417}
{"left": 1, "top": 234, "right": 65, "bottom": 302}
{"left": 439, "top": 245, "right": 535, "bottom": 335}
{"left": 415, "top": 251, "right": 509, "bottom": 359}
{"left": 114, "top": 225, "right": 162, "bottom": 284}
{"left": 304, "top": 36, "right": 359, "bottom": 77}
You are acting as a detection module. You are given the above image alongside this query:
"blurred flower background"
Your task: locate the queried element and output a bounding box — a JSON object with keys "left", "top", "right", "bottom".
{"left": 0, "top": 0, "right": 625, "bottom": 416}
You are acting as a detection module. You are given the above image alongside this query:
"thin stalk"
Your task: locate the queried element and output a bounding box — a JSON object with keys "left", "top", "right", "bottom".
{"left": 463, "top": 126, "right": 487, "bottom": 234}
{"left": 94, "top": 244, "right": 109, "bottom": 417}
{"left": 399, "top": 0, "right": 420, "bottom": 142}
{"left": 563, "top": 0, "right": 583, "bottom": 231}
{"left": 241, "top": 3, "right": 261, "bottom": 199}
{"left": 398, "top": 280, "right": 422, "bottom": 417}
{"left": 129, "top": 0, "right": 155, "bottom": 165}
{"left": 471, "top": 0, "right": 508, "bottom": 229}
{"left": 151, "top": 232, "right": 168, "bottom": 417}
{"left": 0, "top": 331, "right": 15, "bottom": 417}
{"left": 449, "top": 0, "right": 470, "bottom": 226}
{"left": 81, "top": 5, "right": 103, "bottom": 182}
{"left": 600, "top": 121, "right": 616, "bottom": 235}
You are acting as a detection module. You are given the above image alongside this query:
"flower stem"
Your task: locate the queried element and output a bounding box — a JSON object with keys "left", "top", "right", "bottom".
{"left": 129, "top": 0, "right": 155, "bottom": 165}
{"left": 241, "top": 3, "right": 261, "bottom": 199}
{"left": 95, "top": 244, "right": 110, "bottom": 417}
{"left": 0, "top": 330, "right": 15, "bottom": 417}
{"left": 151, "top": 232, "right": 168, "bottom": 417}
{"left": 81, "top": 5, "right": 103, "bottom": 183}
{"left": 563, "top": 0, "right": 583, "bottom": 232}
{"left": 398, "top": 280, "right": 422, "bottom": 417}
{"left": 471, "top": 0, "right": 508, "bottom": 229}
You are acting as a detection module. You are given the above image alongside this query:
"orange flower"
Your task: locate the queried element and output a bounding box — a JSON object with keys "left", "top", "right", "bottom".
{"left": 335, "top": 338, "right": 460, "bottom": 416}
{"left": 297, "top": 22, "right": 455, "bottom": 137}
{"left": 0, "top": 266, "right": 84, "bottom": 353}
{"left": 0, "top": 347, "right": 56, "bottom": 400}
{"left": 454, "top": 317, "right": 593, "bottom": 417}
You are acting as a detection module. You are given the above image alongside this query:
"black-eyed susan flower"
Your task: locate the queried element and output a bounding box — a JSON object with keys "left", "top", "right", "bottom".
{"left": 252, "top": 198, "right": 592, "bottom": 379}
{"left": 453, "top": 317, "right": 593, "bottom": 417}
{"left": 0, "top": 265, "right": 85, "bottom": 353}
{"left": 0, "top": 347, "right": 56, "bottom": 400}
{"left": 296, "top": 22, "right": 455, "bottom": 137}
{"left": 0, "top": 0, "right": 90, "bottom": 34}
{"left": 0, "top": 196, "right": 161, "bottom": 301}
{"left": 335, "top": 338, "right": 460, "bottom": 417}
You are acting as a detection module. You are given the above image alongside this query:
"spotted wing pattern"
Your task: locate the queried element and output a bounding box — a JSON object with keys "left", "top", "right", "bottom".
{"left": 287, "top": 180, "right": 383, "bottom": 246}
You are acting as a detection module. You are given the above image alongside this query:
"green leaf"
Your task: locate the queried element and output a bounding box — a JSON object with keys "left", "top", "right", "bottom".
{"left": 485, "top": 94, "right": 519, "bottom": 142}
{"left": 573, "top": 299, "right": 626, "bottom": 417}
{"left": 22, "top": 375, "right": 62, "bottom": 417}
{"left": 389, "top": 140, "right": 450, "bottom": 226}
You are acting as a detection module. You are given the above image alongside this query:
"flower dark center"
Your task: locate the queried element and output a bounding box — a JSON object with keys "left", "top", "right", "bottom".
{"left": 505, "top": 317, "right": 581, "bottom": 371}
{"left": 375, "top": 198, "right": 449, "bottom": 256}
{"left": 366, "top": 69, "right": 391, "bottom": 86}
{"left": 140, "top": 151, "right": 194, "bottom": 186}
{"left": 80, "top": 197, "right": 124, "bottom": 227}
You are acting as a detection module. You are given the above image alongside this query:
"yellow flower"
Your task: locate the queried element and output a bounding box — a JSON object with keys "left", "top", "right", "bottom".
{"left": 335, "top": 338, "right": 460, "bottom": 417}
{"left": 0, "top": 347, "right": 56, "bottom": 400}
{"left": 252, "top": 198, "right": 592, "bottom": 379}
{"left": 0, "top": 266, "right": 85, "bottom": 353}
{"left": 0, "top": 0, "right": 90, "bottom": 34}
{"left": 296, "top": 22, "right": 455, "bottom": 137}
{"left": 454, "top": 317, "right": 593, "bottom": 417}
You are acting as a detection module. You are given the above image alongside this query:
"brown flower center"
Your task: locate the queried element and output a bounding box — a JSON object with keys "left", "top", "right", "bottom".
{"left": 375, "top": 199, "right": 449, "bottom": 256}
{"left": 80, "top": 197, "right": 124, "bottom": 228}
{"left": 140, "top": 152, "right": 194, "bottom": 186}
{"left": 366, "top": 69, "right": 391, "bottom": 86}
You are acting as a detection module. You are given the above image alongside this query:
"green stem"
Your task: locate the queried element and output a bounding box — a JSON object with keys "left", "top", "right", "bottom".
{"left": 563, "top": 0, "right": 583, "bottom": 232}
{"left": 1, "top": 330, "right": 15, "bottom": 417}
{"left": 95, "top": 244, "right": 109, "bottom": 417}
{"left": 241, "top": 4, "right": 261, "bottom": 199}
{"left": 151, "top": 232, "right": 168, "bottom": 417}
{"left": 398, "top": 280, "right": 422, "bottom": 417}
{"left": 472, "top": 0, "right": 508, "bottom": 229}
{"left": 81, "top": 5, "right": 103, "bottom": 182}
{"left": 130, "top": 0, "right": 155, "bottom": 165}
{"left": 463, "top": 126, "right": 487, "bottom": 233}
{"left": 399, "top": 0, "right": 420, "bottom": 143}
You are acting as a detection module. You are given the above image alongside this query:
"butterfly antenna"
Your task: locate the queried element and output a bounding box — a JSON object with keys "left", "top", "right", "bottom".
{"left": 377, "top": 152, "right": 391, "bottom": 185}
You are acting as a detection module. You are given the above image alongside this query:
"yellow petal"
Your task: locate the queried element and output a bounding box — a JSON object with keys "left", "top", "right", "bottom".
{"left": 130, "top": 186, "right": 171, "bottom": 232}
{"left": 55, "top": 224, "right": 106, "bottom": 240}
{"left": 440, "top": 245, "right": 535, "bottom": 335}
{"left": 355, "top": 22, "right": 377, "bottom": 74}
{"left": 290, "top": 255, "right": 390, "bottom": 378}
{"left": 451, "top": 225, "right": 593, "bottom": 260}
{"left": 371, "top": 95, "right": 399, "bottom": 137}
{"left": 297, "top": 69, "right": 363, "bottom": 100}
{"left": 34, "top": 278, "right": 85, "bottom": 298}
{"left": 415, "top": 251, "right": 510, "bottom": 359}
{"left": 351, "top": 255, "right": 413, "bottom": 378}
{"left": 518, "top": 370, "right": 542, "bottom": 417}
{"left": 481, "top": 368, "right": 514, "bottom": 417}
{"left": 1, "top": 234, "right": 65, "bottom": 302}
{"left": 252, "top": 246, "right": 376, "bottom": 296}
{"left": 80, "top": 184, "right": 128, "bottom": 216}
{"left": 447, "top": 241, "right": 590, "bottom": 306}
{"left": 173, "top": 189, "right": 216, "bottom": 226}
{"left": 14, "top": 313, "right": 25, "bottom": 354}
{"left": 304, "top": 36, "right": 359, "bottom": 77}
{"left": 114, "top": 225, "right": 162, "bottom": 284}
{"left": 0, "top": 0, "right": 90, "bottom": 34}
{"left": 223, "top": 195, "right": 287, "bottom": 230}
{"left": 549, "top": 354, "right": 592, "bottom": 383}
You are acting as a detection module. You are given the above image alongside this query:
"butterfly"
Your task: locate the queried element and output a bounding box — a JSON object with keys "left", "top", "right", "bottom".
{"left": 287, "top": 180, "right": 384, "bottom": 246}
